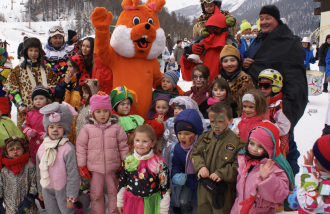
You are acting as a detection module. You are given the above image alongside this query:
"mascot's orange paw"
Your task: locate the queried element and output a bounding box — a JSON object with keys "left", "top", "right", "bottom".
{"left": 91, "top": 7, "right": 113, "bottom": 31}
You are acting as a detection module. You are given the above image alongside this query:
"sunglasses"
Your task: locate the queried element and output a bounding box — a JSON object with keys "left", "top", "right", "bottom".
{"left": 205, "top": 26, "right": 228, "bottom": 35}
{"left": 258, "top": 82, "right": 274, "bottom": 89}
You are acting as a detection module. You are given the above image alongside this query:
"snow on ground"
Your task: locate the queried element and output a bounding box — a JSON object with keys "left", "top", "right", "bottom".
{"left": 1, "top": 19, "right": 328, "bottom": 214}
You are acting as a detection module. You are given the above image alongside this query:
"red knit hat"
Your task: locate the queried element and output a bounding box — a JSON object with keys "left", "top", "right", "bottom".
{"left": 249, "top": 127, "right": 274, "bottom": 158}
{"left": 90, "top": 91, "right": 112, "bottom": 115}
{"left": 313, "top": 135, "right": 330, "bottom": 171}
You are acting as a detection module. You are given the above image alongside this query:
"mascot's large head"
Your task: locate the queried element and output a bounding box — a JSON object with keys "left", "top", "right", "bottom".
{"left": 110, "top": 0, "right": 166, "bottom": 60}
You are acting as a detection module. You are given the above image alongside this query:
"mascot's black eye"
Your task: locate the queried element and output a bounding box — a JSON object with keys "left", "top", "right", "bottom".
{"left": 148, "top": 18, "right": 154, "bottom": 25}
{"left": 133, "top": 17, "right": 140, "bottom": 26}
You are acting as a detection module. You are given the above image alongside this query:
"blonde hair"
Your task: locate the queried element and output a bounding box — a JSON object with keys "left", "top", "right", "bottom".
{"left": 238, "top": 89, "right": 268, "bottom": 118}
{"left": 132, "top": 125, "right": 158, "bottom": 155}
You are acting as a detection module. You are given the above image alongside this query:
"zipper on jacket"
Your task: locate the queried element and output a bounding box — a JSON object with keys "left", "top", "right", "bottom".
{"left": 102, "top": 129, "right": 106, "bottom": 173}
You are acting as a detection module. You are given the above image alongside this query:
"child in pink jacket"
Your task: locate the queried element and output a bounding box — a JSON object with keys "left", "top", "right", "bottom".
{"left": 231, "top": 122, "right": 295, "bottom": 214}
{"left": 22, "top": 86, "right": 51, "bottom": 166}
{"left": 76, "top": 91, "right": 129, "bottom": 214}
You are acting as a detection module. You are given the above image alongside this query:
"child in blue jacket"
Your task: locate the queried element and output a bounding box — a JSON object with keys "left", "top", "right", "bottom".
{"left": 171, "top": 109, "right": 204, "bottom": 214}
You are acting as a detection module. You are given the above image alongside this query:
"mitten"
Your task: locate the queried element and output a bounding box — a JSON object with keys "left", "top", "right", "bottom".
{"left": 201, "top": 28, "right": 210, "bottom": 37}
{"left": 0, "top": 198, "right": 5, "bottom": 214}
{"left": 79, "top": 166, "right": 92, "bottom": 179}
{"left": 18, "top": 194, "right": 36, "bottom": 214}
{"left": 288, "top": 186, "right": 299, "bottom": 210}
{"left": 192, "top": 43, "right": 204, "bottom": 55}
{"left": 91, "top": 7, "right": 113, "bottom": 31}
{"left": 226, "top": 16, "right": 236, "bottom": 27}
{"left": 172, "top": 173, "right": 187, "bottom": 185}
{"left": 26, "top": 129, "right": 37, "bottom": 138}
{"left": 239, "top": 193, "right": 257, "bottom": 214}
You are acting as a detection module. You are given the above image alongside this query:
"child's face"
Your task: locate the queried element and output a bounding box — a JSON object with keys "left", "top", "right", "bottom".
{"left": 170, "top": 58, "right": 175, "bottom": 62}
{"left": 33, "top": 95, "right": 47, "bottom": 109}
{"left": 204, "top": 2, "right": 215, "bottom": 13}
{"left": 117, "top": 99, "right": 131, "bottom": 115}
{"left": 48, "top": 123, "right": 64, "bottom": 140}
{"left": 209, "top": 112, "right": 232, "bottom": 135}
{"left": 315, "top": 159, "right": 330, "bottom": 173}
{"left": 134, "top": 132, "right": 155, "bottom": 156}
{"left": 67, "top": 61, "right": 78, "bottom": 76}
{"left": 243, "top": 101, "right": 257, "bottom": 118}
{"left": 161, "top": 77, "right": 174, "bottom": 92}
{"left": 7, "top": 144, "right": 24, "bottom": 159}
{"left": 222, "top": 56, "right": 239, "bottom": 74}
{"left": 177, "top": 131, "right": 196, "bottom": 149}
{"left": 155, "top": 100, "right": 169, "bottom": 116}
{"left": 82, "top": 89, "right": 90, "bottom": 102}
{"left": 93, "top": 109, "right": 110, "bottom": 124}
{"left": 248, "top": 139, "right": 267, "bottom": 157}
{"left": 193, "top": 70, "right": 207, "bottom": 89}
{"left": 27, "top": 47, "right": 39, "bottom": 61}
{"left": 212, "top": 85, "right": 226, "bottom": 101}
{"left": 258, "top": 78, "right": 272, "bottom": 97}
{"left": 252, "top": 29, "right": 259, "bottom": 36}
{"left": 174, "top": 106, "right": 184, "bottom": 117}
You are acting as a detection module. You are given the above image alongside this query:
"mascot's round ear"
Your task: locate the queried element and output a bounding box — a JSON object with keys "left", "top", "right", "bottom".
{"left": 122, "top": 0, "right": 140, "bottom": 10}
{"left": 145, "top": 0, "right": 166, "bottom": 13}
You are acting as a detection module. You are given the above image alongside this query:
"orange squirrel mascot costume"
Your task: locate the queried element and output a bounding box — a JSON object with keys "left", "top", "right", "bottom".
{"left": 91, "top": 0, "right": 177, "bottom": 120}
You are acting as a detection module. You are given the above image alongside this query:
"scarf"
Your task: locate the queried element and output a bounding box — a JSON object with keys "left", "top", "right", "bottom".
{"left": 189, "top": 85, "right": 210, "bottom": 105}
{"left": 218, "top": 66, "right": 242, "bottom": 82}
{"left": 133, "top": 150, "right": 164, "bottom": 179}
{"left": 26, "top": 63, "right": 48, "bottom": 89}
{"left": 0, "top": 152, "right": 29, "bottom": 175}
{"left": 39, "top": 137, "right": 68, "bottom": 187}
{"left": 181, "top": 135, "right": 198, "bottom": 175}
{"left": 266, "top": 92, "right": 283, "bottom": 105}
{"left": 207, "top": 97, "right": 221, "bottom": 105}
{"left": 242, "top": 157, "right": 262, "bottom": 176}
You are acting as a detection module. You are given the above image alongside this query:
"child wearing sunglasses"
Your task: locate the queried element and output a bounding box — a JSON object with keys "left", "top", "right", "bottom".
{"left": 258, "top": 69, "right": 291, "bottom": 158}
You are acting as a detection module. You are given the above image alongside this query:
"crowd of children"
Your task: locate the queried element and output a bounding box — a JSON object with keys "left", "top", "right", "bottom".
{"left": 0, "top": 1, "right": 329, "bottom": 214}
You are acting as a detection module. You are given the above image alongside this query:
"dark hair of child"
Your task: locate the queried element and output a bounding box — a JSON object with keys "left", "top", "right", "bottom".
{"left": 68, "top": 58, "right": 81, "bottom": 73}
{"left": 237, "top": 89, "right": 268, "bottom": 118}
{"left": 131, "top": 124, "right": 159, "bottom": 155}
{"left": 208, "top": 78, "right": 234, "bottom": 104}
{"left": 191, "top": 64, "right": 210, "bottom": 80}
{"left": 207, "top": 102, "right": 233, "bottom": 120}
{"left": 79, "top": 80, "right": 99, "bottom": 106}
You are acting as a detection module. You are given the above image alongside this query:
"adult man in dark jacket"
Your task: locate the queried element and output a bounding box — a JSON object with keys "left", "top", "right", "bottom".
{"left": 318, "top": 35, "right": 330, "bottom": 92}
{"left": 17, "top": 36, "right": 28, "bottom": 60}
{"left": 166, "top": 34, "right": 173, "bottom": 55}
{"left": 243, "top": 5, "right": 307, "bottom": 177}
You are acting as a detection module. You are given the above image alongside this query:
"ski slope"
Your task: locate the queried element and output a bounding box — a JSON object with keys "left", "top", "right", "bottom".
{"left": 0, "top": 18, "right": 328, "bottom": 214}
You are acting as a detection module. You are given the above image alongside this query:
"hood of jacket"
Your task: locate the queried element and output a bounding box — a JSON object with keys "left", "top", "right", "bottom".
{"left": 174, "top": 109, "right": 203, "bottom": 136}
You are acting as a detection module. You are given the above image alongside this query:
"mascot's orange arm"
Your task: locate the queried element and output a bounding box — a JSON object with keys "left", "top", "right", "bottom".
{"left": 152, "top": 59, "right": 163, "bottom": 89}
{"left": 176, "top": 86, "right": 185, "bottom": 95}
{"left": 94, "top": 28, "right": 116, "bottom": 69}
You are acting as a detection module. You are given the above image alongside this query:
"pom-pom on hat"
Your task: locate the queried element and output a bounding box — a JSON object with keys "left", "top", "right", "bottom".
{"left": 240, "top": 20, "right": 252, "bottom": 33}
{"left": 90, "top": 91, "right": 112, "bottom": 116}
{"left": 220, "top": 45, "right": 241, "bottom": 62}
{"left": 110, "top": 86, "right": 138, "bottom": 110}
{"left": 313, "top": 135, "right": 330, "bottom": 171}
{"left": 31, "top": 86, "right": 51, "bottom": 101}
{"left": 163, "top": 71, "right": 179, "bottom": 88}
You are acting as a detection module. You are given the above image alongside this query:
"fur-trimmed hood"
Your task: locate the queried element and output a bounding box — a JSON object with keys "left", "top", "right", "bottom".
{"left": 88, "top": 114, "right": 120, "bottom": 127}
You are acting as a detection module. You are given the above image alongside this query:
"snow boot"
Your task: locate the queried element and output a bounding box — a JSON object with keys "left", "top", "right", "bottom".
{"left": 323, "top": 82, "right": 328, "bottom": 92}
{"left": 74, "top": 201, "right": 84, "bottom": 214}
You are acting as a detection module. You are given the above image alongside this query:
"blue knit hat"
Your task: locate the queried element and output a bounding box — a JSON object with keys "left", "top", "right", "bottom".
{"left": 313, "top": 135, "right": 330, "bottom": 171}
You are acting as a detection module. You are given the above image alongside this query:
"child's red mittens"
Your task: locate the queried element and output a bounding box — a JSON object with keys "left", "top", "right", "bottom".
{"left": 239, "top": 193, "right": 258, "bottom": 214}
{"left": 91, "top": 7, "right": 113, "bottom": 31}
{"left": 78, "top": 166, "right": 92, "bottom": 179}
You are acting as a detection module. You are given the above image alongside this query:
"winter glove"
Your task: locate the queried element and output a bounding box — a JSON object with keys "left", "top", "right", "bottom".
{"left": 239, "top": 193, "right": 258, "bottom": 214}
{"left": 288, "top": 186, "right": 298, "bottom": 210}
{"left": 18, "top": 194, "right": 36, "bottom": 214}
{"left": 226, "top": 16, "right": 236, "bottom": 27}
{"left": 192, "top": 43, "right": 204, "bottom": 55}
{"left": 172, "top": 173, "right": 187, "bottom": 185}
{"left": 79, "top": 166, "right": 92, "bottom": 179}
{"left": 0, "top": 198, "right": 5, "bottom": 214}
{"left": 312, "top": 57, "right": 317, "bottom": 63}
{"left": 201, "top": 28, "right": 210, "bottom": 38}
{"left": 25, "top": 129, "right": 37, "bottom": 138}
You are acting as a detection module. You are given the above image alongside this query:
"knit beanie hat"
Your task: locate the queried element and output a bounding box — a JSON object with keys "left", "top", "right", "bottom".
{"left": 147, "top": 94, "right": 174, "bottom": 119}
{"left": 177, "top": 39, "right": 182, "bottom": 44}
{"left": 163, "top": 71, "right": 179, "bottom": 88}
{"left": 31, "top": 86, "right": 51, "bottom": 101}
{"left": 259, "top": 6, "right": 282, "bottom": 24}
{"left": 68, "top": 30, "right": 77, "bottom": 41}
{"left": 175, "top": 121, "right": 197, "bottom": 134}
{"left": 313, "top": 135, "right": 330, "bottom": 171}
{"left": 0, "top": 47, "right": 8, "bottom": 67}
{"left": 249, "top": 127, "right": 274, "bottom": 158}
{"left": 110, "top": 86, "right": 138, "bottom": 110}
{"left": 90, "top": 91, "right": 112, "bottom": 116}
{"left": 40, "top": 102, "right": 78, "bottom": 136}
{"left": 220, "top": 45, "right": 241, "bottom": 62}
{"left": 240, "top": 20, "right": 252, "bottom": 33}
{"left": 251, "top": 25, "right": 258, "bottom": 32}
{"left": 170, "top": 55, "right": 175, "bottom": 60}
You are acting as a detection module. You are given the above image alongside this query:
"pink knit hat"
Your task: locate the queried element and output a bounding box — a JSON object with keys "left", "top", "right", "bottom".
{"left": 90, "top": 91, "right": 112, "bottom": 115}
{"left": 249, "top": 127, "right": 274, "bottom": 158}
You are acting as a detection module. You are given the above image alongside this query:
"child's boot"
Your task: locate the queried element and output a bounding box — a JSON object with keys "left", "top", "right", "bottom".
{"left": 74, "top": 201, "right": 84, "bottom": 214}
